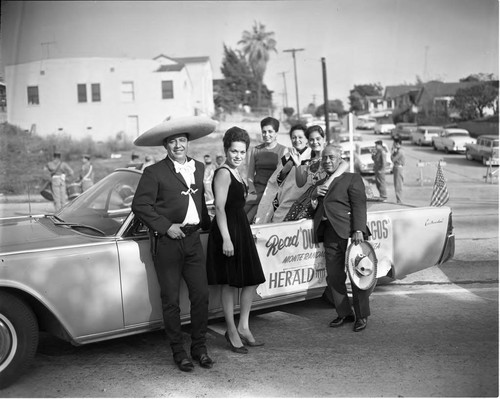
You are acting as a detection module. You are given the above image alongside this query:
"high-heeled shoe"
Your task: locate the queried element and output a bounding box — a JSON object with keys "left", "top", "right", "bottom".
{"left": 239, "top": 333, "right": 265, "bottom": 347}
{"left": 224, "top": 331, "right": 248, "bottom": 354}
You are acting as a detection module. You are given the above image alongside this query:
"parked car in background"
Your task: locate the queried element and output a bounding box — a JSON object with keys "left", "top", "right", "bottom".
{"left": 308, "top": 114, "right": 342, "bottom": 135}
{"left": 0, "top": 167, "right": 455, "bottom": 388}
{"left": 432, "top": 128, "right": 476, "bottom": 153}
{"left": 391, "top": 122, "right": 418, "bottom": 140}
{"left": 374, "top": 121, "right": 396, "bottom": 135}
{"left": 357, "top": 116, "right": 377, "bottom": 130}
{"left": 353, "top": 141, "right": 393, "bottom": 174}
{"left": 465, "top": 135, "right": 499, "bottom": 165}
{"left": 333, "top": 131, "right": 363, "bottom": 160}
{"left": 411, "top": 125, "right": 442, "bottom": 146}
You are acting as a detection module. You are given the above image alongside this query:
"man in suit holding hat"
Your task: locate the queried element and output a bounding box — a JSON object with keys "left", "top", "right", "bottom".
{"left": 310, "top": 144, "right": 373, "bottom": 332}
{"left": 132, "top": 116, "right": 217, "bottom": 371}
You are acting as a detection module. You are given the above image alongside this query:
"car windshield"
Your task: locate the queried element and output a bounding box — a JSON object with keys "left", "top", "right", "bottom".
{"left": 360, "top": 147, "right": 375, "bottom": 155}
{"left": 57, "top": 169, "right": 142, "bottom": 236}
{"left": 448, "top": 132, "right": 469, "bottom": 137}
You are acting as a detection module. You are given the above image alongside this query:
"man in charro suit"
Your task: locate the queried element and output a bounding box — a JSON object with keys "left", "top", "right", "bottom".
{"left": 132, "top": 116, "right": 216, "bottom": 372}
{"left": 311, "top": 144, "right": 372, "bottom": 332}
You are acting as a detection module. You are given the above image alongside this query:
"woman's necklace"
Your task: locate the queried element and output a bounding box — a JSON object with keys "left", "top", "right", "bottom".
{"left": 225, "top": 163, "right": 243, "bottom": 183}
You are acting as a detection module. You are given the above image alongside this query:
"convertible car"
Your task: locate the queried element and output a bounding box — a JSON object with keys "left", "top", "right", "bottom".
{"left": 0, "top": 168, "right": 455, "bottom": 388}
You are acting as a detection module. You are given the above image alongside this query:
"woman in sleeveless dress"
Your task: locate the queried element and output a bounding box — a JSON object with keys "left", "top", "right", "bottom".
{"left": 244, "top": 117, "right": 287, "bottom": 223}
{"left": 206, "top": 127, "right": 265, "bottom": 354}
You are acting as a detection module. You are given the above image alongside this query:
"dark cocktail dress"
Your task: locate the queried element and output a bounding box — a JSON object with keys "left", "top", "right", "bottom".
{"left": 206, "top": 168, "right": 265, "bottom": 288}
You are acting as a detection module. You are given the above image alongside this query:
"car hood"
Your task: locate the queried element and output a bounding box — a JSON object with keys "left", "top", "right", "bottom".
{"left": 0, "top": 216, "right": 100, "bottom": 254}
{"left": 451, "top": 137, "right": 475, "bottom": 144}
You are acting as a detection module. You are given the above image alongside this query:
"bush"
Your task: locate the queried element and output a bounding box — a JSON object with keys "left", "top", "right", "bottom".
{"left": 0, "top": 122, "right": 135, "bottom": 195}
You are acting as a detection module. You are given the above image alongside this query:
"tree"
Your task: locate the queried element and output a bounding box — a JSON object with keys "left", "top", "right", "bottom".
{"left": 315, "top": 99, "right": 345, "bottom": 117}
{"left": 215, "top": 45, "right": 253, "bottom": 112}
{"left": 215, "top": 44, "right": 274, "bottom": 113}
{"left": 460, "top": 73, "right": 497, "bottom": 82}
{"left": 451, "top": 82, "right": 499, "bottom": 119}
{"left": 238, "top": 21, "right": 277, "bottom": 108}
{"left": 283, "top": 107, "right": 295, "bottom": 118}
{"left": 348, "top": 83, "right": 383, "bottom": 113}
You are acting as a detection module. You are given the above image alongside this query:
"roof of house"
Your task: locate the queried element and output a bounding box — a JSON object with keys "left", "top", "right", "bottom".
{"left": 172, "top": 56, "right": 210, "bottom": 64}
{"left": 384, "top": 85, "right": 419, "bottom": 99}
{"left": 420, "top": 81, "right": 484, "bottom": 98}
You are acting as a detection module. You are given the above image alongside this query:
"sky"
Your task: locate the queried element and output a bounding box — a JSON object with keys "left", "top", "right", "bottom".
{"left": 1, "top": 0, "right": 499, "bottom": 111}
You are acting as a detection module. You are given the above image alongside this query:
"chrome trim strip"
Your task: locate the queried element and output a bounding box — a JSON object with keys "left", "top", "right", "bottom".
{"left": 0, "top": 240, "right": 118, "bottom": 257}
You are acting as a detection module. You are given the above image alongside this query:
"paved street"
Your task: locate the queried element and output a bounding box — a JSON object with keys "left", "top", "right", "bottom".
{"left": 1, "top": 127, "right": 498, "bottom": 397}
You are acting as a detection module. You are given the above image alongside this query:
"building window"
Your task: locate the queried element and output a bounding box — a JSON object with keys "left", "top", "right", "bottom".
{"left": 77, "top": 84, "right": 87, "bottom": 103}
{"left": 91, "top": 83, "right": 101, "bottom": 102}
{"left": 162, "top": 80, "right": 174, "bottom": 99}
{"left": 27, "top": 86, "right": 39, "bottom": 105}
{"left": 121, "top": 81, "right": 135, "bottom": 102}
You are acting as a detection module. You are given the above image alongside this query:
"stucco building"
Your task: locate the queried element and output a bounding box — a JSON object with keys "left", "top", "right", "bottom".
{"left": 5, "top": 55, "right": 214, "bottom": 140}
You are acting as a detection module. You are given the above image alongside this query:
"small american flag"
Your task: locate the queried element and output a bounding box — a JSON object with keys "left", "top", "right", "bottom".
{"left": 430, "top": 162, "right": 450, "bottom": 206}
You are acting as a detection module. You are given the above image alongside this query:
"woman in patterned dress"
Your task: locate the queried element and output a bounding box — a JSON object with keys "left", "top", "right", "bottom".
{"left": 284, "top": 125, "right": 349, "bottom": 221}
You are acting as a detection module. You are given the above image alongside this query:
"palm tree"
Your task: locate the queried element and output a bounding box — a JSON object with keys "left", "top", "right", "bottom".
{"left": 238, "top": 21, "right": 277, "bottom": 109}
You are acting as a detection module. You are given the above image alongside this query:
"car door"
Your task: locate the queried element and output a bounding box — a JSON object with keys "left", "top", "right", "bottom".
{"left": 117, "top": 216, "right": 223, "bottom": 328}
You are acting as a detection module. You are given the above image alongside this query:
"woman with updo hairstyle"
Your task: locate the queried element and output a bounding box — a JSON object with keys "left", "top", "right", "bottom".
{"left": 206, "top": 126, "right": 266, "bottom": 354}
{"left": 244, "top": 116, "right": 287, "bottom": 223}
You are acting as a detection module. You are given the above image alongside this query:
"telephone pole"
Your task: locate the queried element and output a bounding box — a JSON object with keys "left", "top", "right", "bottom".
{"left": 278, "top": 71, "right": 289, "bottom": 108}
{"left": 283, "top": 48, "right": 304, "bottom": 119}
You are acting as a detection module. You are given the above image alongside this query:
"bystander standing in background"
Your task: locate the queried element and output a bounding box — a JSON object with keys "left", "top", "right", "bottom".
{"left": 203, "top": 154, "right": 217, "bottom": 204}
{"left": 43, "top": 151, "right": 74, "bottom": 211}
{"left": 141, "top": 155, "right": 155, "bottom": 171}
{"left": 79, "top": 154, "right": 94, "bottom": 192}
{"left": 215, "top": 155, "right": 225, "bottom": 168}
{"left": 391, "top": 138, "right": 405, "bottom": 203}
{"left": 372, "top": 140, "right": 387, "bottom": 201}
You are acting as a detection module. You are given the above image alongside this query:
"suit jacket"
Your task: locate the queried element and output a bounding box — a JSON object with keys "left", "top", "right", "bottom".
{"left": 312, "top": 172, "right": 369, "bottom": 243}
{"left": 132, "top": 156, "right": 210, "bottom": 235}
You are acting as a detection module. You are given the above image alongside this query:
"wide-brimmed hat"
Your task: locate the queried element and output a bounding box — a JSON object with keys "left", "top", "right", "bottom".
{"left": 346, "top": 241, "right": 378, "bottom": 290}
{"left": 134, "top": 116, "right": 217, "bottom": 146}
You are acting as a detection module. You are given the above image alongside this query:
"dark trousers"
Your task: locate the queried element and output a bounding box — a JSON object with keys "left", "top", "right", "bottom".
{"left": 323, "top": 221, "right": 371, "bottom": 319}
{"left": 154, "top": 231, "right": 209, "bottom": 359}
{"left": 374, "top": 170, "right": 387, "bottom": 199}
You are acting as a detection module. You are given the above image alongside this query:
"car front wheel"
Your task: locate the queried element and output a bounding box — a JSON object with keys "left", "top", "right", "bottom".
{"left": 0, "top": 292, "right": 39, "bottom": 389}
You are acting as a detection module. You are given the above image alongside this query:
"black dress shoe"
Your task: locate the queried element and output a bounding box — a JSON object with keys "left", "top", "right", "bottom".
{"left": 175, "top": 357, "right": 194, "bottom": 372}
{"left": 224, "top": 331, "right": 248, "bottom": 354}
{"left": 329, "top": 314, "right": 355, "bottom": 328}
{"left": 353, "top": 317, "right": 367, "bottom": 332}
{"left": 192, "top": 353, "right": 214, "bottom": 369}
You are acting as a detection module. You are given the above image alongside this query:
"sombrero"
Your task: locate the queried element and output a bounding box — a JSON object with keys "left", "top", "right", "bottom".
{"left": 134, "top": 116, "right": 218, "bottom": 146}
{"left": 345, "top": 241, "right": 378, "bottom": 290}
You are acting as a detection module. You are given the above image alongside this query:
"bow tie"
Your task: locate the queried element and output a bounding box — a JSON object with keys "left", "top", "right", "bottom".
{"left": 173, "top": 159, "right": 196, "bottom": 175}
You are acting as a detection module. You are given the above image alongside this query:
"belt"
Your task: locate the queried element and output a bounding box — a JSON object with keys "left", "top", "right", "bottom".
{"left": 180, "top": 224, "right": 200, "bottom": 236}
